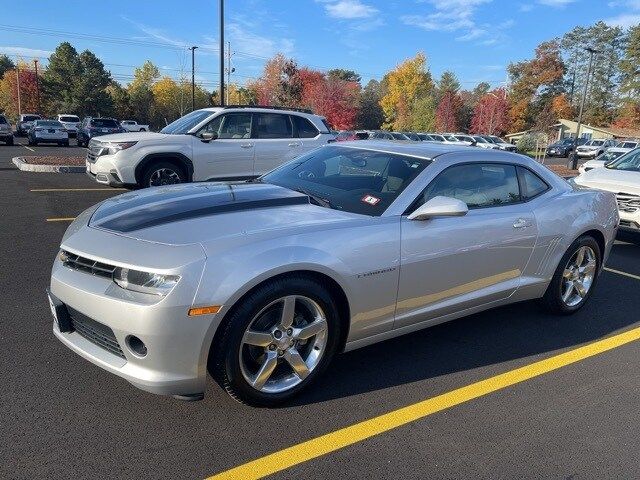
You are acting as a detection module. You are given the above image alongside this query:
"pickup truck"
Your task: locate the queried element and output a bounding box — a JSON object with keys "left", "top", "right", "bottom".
{"left": 120, "top": 120, "right": 150, "bottom": 132}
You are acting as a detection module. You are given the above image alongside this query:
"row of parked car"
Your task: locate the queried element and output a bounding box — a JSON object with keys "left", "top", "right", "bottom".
{"left": 334, "top": 130, "right": 518, "bottom": 152}
{"left": 0, "top": 113, "right": 150, "bottom": 147}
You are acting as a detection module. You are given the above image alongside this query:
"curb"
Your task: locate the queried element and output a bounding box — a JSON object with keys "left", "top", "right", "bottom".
{"left": 12, "top": 157, "right": 85, "bottom": 173}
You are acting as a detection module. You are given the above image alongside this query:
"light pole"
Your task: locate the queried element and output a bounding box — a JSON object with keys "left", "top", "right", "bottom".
{"left": 189, "top": 46, "right": 198, "bottom": 111}
{"left": 219, "top": 0, "right": 225, "bottom": 106}
{"left": 225, "top": 41, "right": 235, "bottom": 105}
{"left": 572, "top": 46, "right": 599, "bottom": 170}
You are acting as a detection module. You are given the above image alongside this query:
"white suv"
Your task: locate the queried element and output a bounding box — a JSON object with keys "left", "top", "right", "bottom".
{"left": 86, "top": 106, "right": 334, "bottom": 188}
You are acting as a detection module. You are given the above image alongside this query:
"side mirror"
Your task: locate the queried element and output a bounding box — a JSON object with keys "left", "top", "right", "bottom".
{"left": 201, "top": 132, "right": 218, "bottom": 143}
{"left": 408, "top": 196, "right": 468, "bottom": 221}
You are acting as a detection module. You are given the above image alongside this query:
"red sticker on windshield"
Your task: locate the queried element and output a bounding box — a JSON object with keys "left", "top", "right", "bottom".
{"left": 361, "top": 195, "right": 381, "bottom": 206}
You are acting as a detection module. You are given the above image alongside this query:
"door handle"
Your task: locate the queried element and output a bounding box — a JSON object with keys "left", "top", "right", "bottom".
{"left": 288, "top": 142, "right": 301, "bottom": 147}
{"left": 240, "top": 143, "right": 253, "bottom": 148}
{"left": 513, "top": 218, "right": 529, "bottom": 229}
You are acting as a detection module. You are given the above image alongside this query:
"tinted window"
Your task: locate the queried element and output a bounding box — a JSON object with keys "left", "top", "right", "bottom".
{"left": 292, "top": 115, "right": 319, "bottom": 138}
{"left": 36, "top": 121, "right": 63, "bottom": 127}
{"left": 606, "top": 149, "right": 640, "bottom": 172}
{"left": 518, "top": 167, "right": 549, "bottom": 199}
{"left": 262, "top": 146, "right": 430, "bottom": 216}
{"left": 420, "top": 163, "right": 521, "bottom": 209}
{"left": 23, "top": 115, "right": 40, "bottom": 122}
{"left": 0, "top": 116, "right": 7, "bottom": 124}
{"left": 256, "top": 113, "right": 292, "bottom": 139}
{"left": 59, "top": 116, "right": 79, "bottom": 122}
{"left": 217, "top": 113, "right": 252, "bottom": 139}
{"left": 91, "top": 119, "right": 119, "bottom": 128}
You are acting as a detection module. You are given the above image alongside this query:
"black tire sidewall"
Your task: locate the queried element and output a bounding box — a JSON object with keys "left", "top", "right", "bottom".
{"left": 213, "top": 276, "right": 341, "bottom": 406}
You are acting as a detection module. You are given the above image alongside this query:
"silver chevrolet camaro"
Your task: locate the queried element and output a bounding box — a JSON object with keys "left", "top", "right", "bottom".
{"left": 49, "top": 141, "right": 619, "bottom": 406}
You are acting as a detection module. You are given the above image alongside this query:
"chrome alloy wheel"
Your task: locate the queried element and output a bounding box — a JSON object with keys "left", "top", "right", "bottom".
{"left": 561, "top": 246, "right": 597, "bottom": 307}
{"left": 149, "top": 168, "right": 181, "bottom": 186}
{"left": 239, "top": 295, "right": 328, "bottom": 394}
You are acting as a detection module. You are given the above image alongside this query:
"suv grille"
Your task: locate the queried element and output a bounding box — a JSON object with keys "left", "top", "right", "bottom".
{"left": 61, "top": 251, "right": 116, "bottom": 279}
{"left": 616, "top": 192, "right": 640, "bottom": 213}
{"left": 67, "top": 307, "right": 125, "bottom": 358}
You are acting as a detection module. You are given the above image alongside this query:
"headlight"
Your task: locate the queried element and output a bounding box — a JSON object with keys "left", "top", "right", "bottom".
{"left": 102, "top": 141, "right": 138, "bottom": 155}
{"left": 113, "top": 267, "right": 180, "bottom": 296}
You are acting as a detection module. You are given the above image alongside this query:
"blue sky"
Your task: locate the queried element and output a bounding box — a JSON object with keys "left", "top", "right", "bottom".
{"left": 1, "top": 0, "right": 638, "bottom": 90}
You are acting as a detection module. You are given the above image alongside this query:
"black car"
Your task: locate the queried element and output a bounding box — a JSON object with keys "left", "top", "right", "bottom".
{"left": 77, "top": 117, "right": 124, "bottom": 147}
{"left": 0, "top": 114, "right": 14, "bottom": 145}
{"left": 546, "top": 137, "right": 587, "bottom": 157}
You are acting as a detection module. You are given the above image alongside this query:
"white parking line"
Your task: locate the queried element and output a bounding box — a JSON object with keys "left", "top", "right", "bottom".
{"left": 20, "top": 143, "right": 35, "bottom": 152}
{"left": 604, "top": 267, "right": 640, "bottom": 281}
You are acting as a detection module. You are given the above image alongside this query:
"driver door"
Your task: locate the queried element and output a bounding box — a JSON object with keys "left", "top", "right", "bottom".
{"left": 395, "top": 162, "right": 538, "bottom": 329}
{"left": 191, "top": 113, "right": 255, "bottom": 181}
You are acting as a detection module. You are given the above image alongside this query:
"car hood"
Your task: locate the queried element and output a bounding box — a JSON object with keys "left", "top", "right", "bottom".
{"left": 577, "top": 145, "right": 600, "bottom": 150}
{"left": 93, "top": 131, "right": 165, "bottom": 142}
{"left": 88, "top": 182, "right": 362, "bottom": 247}
{"left": 575, "top": 167, "right": 640, "bottom": 194}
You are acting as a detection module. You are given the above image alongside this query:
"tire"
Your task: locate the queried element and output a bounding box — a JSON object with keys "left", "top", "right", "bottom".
{"left": 540, "top": 235, "right": 601, "bottom": 315}
{"left": 78, "top": 138, "right": 85, "bottom": 148}
{"left": 6, "top": 137, "right": 13, "bottom": 146}
{"left": 140, "top": 161, "right": 187, "bottom": 188}
{"left": 209, "top": 275, "right": 342, "bottom": 406}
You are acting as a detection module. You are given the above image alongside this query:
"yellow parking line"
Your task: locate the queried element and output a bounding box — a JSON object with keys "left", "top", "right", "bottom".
{"left": 207, "top": 326, "right": 640, "bottom": 480}
{"left": 31, "top": 188, "right": 125, "bottom": 192}
{"left": 604, "top": 267, "right": 640, "bottom": 281}
{"left": 46, "top": 217, "right": 75, "bottom": 222}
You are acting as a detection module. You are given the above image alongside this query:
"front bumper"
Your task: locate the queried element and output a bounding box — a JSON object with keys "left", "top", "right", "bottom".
{"left": 86, "top": 152, "right": 137, "bottom": 187}
{"left": 576, "top": 150, "right": 598, "bottom": 158}
{"left": 50, "top": 227, "right": 214, "bottom": 397}
{"left": 546, "top": 149, "right": 567, "bottom": 157}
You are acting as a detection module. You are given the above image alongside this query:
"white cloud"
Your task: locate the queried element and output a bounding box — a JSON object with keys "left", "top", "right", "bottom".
{"left": 220, "top": 22, "right": 295, "bottom": 59}
{"left": 318, "top": 0, "right": 378, "bottom": 19}
{"left": 604, "top": 13, "right": 640, "bottom": 27}
{"left": 0, "top": 46, "right": 53, "bottom": 58}
{"left": 537, "top": 0, "right": 575, "bottom": 6}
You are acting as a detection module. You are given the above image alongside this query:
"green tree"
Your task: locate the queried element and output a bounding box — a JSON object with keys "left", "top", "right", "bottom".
{"left": 107, "top": 82, "right": 132, "bottom": 120}
{"left": 0, "top": 54, "right": 15, "bottom": 79}
{"left": 356, "top": 79, "right": 384, "bottom": 129}
{"left": 411, "top": 95, "right": 437, "bottom": 131}
{"left": 74, "top": 50, "right": 113, "bottom": 116}
{"left": 128, "top": 60, "right": 159, "bottom": 123}
{"left": 435, "top": 71, "right": 460, "bottom": 102}
{"left": 327, "top": 68, "right": 361, "bottom": 83}
{"left": 42, "top": 42, "right": 82, "bottom": 113}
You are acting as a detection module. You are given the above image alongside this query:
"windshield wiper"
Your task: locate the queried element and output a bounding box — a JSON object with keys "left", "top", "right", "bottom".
{"left": 292, "top": 187, "right": 335, "bottom": 209}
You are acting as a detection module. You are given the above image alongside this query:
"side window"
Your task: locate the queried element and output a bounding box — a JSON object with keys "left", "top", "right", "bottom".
{"left": 518, "top": 167, "right": 549, "bottom": 200}
{"left": 202, "top": 113, "right": 252, "bottom": 139}
{"left": 255, "top": 113, "right": 293, "bottom": 139}
{"left": 200, "top": 115, "right": 223, "bottom": 136}
{"left": 292, "top": 115, "right": 319, "bottom": 138}
{"left": 420, "top": 163, "right": 521, "bottom": 209}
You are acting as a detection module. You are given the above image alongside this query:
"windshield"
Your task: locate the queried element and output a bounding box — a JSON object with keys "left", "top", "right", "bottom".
{"left": 559, "top": 138, "right": 574, "bottom": 145}
{"left": 473, "top": 136, "right": 487, "bottom": 143}
{"left": 617, "top": 142, "right": 638, "bottom": 149}
{"left": 586, "top": 140, "right": 604, "bottom": 146}
{"left": 444, "top": 135, "right": 458, "bottom": 141}
{"left": 606, "top": 148, "right": 640, "bottom": 172}
{"left": 0, "top": 116, "right": 7, "bottom": 124}
{"left": 489, "top": 136, "right": 504, "bottom": 144}
{"left": 455, "top": 135, "right": 473, "bottom": 142}
{"left": 261, "top": 145, "right": 431, "bottom": 216}
{"left": 430, "top": 134, "right": 446, "bottom": 142}
{"left": 23, "top": 115, "right": 40, "bottom": 122}
{"left": 161, "top": 109, "right": 216, "bottom": 135}
{"left": 391, "top": 132, "right": 407, "bottom": 140}
{"left": 59, "top": 116, "right": 79, "bottom": 122}
{"left": 36, "top": 120, "right": 63, "bottom": 127}
{"left": 596, "top": 150, "right": 624, "bottom": 163}
{"left": 91, "top": 119, "right": 119, "bottom": 128}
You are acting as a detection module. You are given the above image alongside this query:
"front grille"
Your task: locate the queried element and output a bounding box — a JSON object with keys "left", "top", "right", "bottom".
{"left": 67, "top": 307, "right": 125, "bottom": 358}
{"left": 61, "top": 251, "right": 116, "bottom": 279}
{"left": 616, "top": 192, "right": 640, "bottom": 213}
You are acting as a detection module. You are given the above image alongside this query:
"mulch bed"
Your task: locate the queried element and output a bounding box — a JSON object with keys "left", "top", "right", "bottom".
{"left": 21, "top": 156, "right": 85, "bottom": 166}
{"left": 545, "top": 164, "right": 579, "bottom": 178}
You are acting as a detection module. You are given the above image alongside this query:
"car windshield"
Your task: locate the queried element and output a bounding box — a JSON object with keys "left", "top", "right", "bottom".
{"left": 473, "top": 136, "right": 488, "bottom": 143}
{"left": 587, "top": 140, "right": 604, "bottom": 146}
{"left": 430, "top": 134, "right": 446, "bottom": 142}
{"left": 418, "top": 134, "right": 433, "bottom": 141}
{"left": 455, "top": 135, "right": 473, "bottom": 142}
{"left": 36, "top": 121, "right": 63, "bottom": 127}
{"left": 261, "top": 145, "right": 431, "bottom": 216}
{"left": 559, "top": 138, "right": 574, "bottom": 145}
{"left": 23, "top": 115, "right": 40, "bottom": 122}
{"left": 391, "top": 132, "right": 407, "bottom": 140}
{"left": 606, "top": 149, "right": 640, "bottom": 172}
{"left": 617, "top": 142, "right": 638, "bottom": 149}
{"left": 489, "top": 136, "right": 504, "bottom": 143}
{"left": 597, "top": 150, "right": 625, "bottom": 163}
{"left": 59, "top": 116, "right": 79, "bottom": 122}
{"left": 91, "top": 119, "right": 119, "bottom": 128}
{"left": 444, "top": 135, "right": 458, "bottom": 141}
{"left": 161, "top": 109, "right": 216, "bottom": 134}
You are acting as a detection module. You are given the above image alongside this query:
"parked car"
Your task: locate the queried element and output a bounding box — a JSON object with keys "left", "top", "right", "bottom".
{"left": 77, "top": 118, "right": 124, "bottom": 147}
{"left": 334, "top": 131, "right": 358, "bottom": 142}
{"left": 402, "top": 132, "right": 422, "bottom": 141}
{"left": 441, "top": 134, "right": 468, "bottom": 145}
{"left": 472, "top": 136, "right": 499, "bottom": 149}
{"left": 574, "top": 147, "right": 640, "bottom": 233}
{"left": 56, "top": 114, "right": 81, "bottom": 137}
{"left": 0, "top": 114, "right": 14, "bottom": 145}
{"left": 28, "top": 119, "right": 69, "bottom": 146}
{"left": 578, "top": 147, "right": 633, "bottom": 174}
{"left": 615, "top": 139, "right": 639, "bottom": 150}
{"left": 390, "top": 132, "right": 411, "bottom": 141}
{"left": 576, "top": 139, "right": 617, "bottom": 159}
{"left": 369, "top": 131, "right": 394, "bottom": 140}
{"left": 452, "top": 134, "right": 476, "bottom": 146}
{"left": 482, "top": 135, "right": 517, "bottom": 152}
{"left": 16, "top": 114, "right": 41, "bottom": 136}
{"left": 546, "top": 137, "right": 587, "bottom": 157}
{"left": 85, "top": 106, "right": 334, "bottom": 188}
{"left": 49, "top": 141, "right": 618, "bottom": 406}
{"left": 121, "top": 120, "right": 150, "bottom": 132}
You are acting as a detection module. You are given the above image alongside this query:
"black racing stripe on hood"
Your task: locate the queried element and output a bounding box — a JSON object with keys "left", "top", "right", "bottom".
{"left": 91, "top": 183, "right": 310, "bottom": 233}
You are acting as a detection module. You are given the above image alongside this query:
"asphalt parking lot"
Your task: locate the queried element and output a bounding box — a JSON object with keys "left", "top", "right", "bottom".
{"left": 2, "top": 144, "right": 640, "bottom": 480}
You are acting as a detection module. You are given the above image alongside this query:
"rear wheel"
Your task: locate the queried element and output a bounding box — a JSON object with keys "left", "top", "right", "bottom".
{"left": 210, "top": 275, "right": 341, "bottom": 406}
{"left": 141, "top": 161, "right": 187, "bottom": 188}
{"left": 6, "top": 136, "right": 13, "bottom": 146}
{"left": 540, "top": 236, "right": 601, "bottom": 314}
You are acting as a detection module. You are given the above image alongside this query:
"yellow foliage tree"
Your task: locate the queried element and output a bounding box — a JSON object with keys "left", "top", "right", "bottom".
{"left": 379, "top": 52, "right": 434, "bottom": 130}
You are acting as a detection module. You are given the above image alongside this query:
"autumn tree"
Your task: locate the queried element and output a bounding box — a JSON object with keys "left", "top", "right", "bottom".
{"left": 436, "top": 91, "right": 463, "bottom": 132}
{"left": 470, "top": 88, "right": 509, "bottom": 135}
{"left": 0, "top": 62, "right": 40, "bottom": 118}
{"left": 299, "top": 67, "right": 359, "bottom": 129}
{"left": 128, "top": 61, "right": 159, "bottom": 123}
{"left": 380, "top": 53, "right": 434, "bottom": 130}
{"left": 327, "top": 69, "right": 361, "bottom": 83}
{"left": 107, "top": 82, "right": 132, "bottom": 120}
{"left": 249, "top": 54, "right": 304, "bottom": 106}
{"left": 0, "top": 54, "right": 15, "bottom": 79}
{"left": 356, "top": 79, "right": 384, "bottom": 129}
{"left": 551, "top": 93, "right": 573, "bottom": 120}
{"left": 458, "top": 82, "right": 490, "bottom": 132}
{"left": 616, "top": 24, "right": 640, "bottom": 129}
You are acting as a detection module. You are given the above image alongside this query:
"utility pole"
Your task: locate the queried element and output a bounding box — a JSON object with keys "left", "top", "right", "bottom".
{"left": 189, "top": 46, "right": 198, "bottom": 111}
{"left": 572, "top": 47, "right": 599, "bottom": 170}
{"left": 226, "top": 41, "right": 235, "bottom": 105}
{"left": 15, "top": 62, "right": 21, "bottom": 116}
{"left": 34, "top": 59, "right": 40, "bottom": 114}
{"left": 219, "top": 0, "right": 225, "bottom": 106}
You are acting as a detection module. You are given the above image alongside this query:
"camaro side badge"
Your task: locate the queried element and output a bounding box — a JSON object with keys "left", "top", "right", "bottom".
{"left": 362, "top": 195, "right": 381, "bottom": 206}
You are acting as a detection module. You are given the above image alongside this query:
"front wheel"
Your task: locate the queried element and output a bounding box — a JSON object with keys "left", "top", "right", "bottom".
{"left": 141, "top": 162, "right": 187, "bottom": 188}
{"left": 540, "top": 236, "right": 601, "bottom": 314}
{"left": 210, "top": 275, "right": 341, "bottom": 406}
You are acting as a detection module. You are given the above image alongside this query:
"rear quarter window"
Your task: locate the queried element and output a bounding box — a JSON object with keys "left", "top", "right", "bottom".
{"left": 518, "top": 167, "right": 549, "bottom": 200}
{"left": 292, "top": 115, "right": 319, "bottom": 138}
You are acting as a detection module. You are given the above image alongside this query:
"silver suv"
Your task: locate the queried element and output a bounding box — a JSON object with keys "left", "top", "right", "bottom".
{"left": 86, "top": 106, "right": 335, "bottom": 188}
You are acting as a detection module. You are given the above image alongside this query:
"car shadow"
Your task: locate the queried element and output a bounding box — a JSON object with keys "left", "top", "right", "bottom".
{"left": 287, "top": 266, "right": 640, "bottom": 407}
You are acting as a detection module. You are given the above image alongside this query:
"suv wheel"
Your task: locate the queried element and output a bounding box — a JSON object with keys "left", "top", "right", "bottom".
{"left": 141, "top": 161, "right": 187, "bottom": 187}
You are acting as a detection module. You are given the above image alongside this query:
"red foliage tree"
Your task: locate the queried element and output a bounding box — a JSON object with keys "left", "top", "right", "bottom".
{"left": 0, "top": 65, "right": 40, "bottom": 117}
{"left": 300, "top": 68, "right": 359, "bottom": 130}
{"left": 436, "top": 91, "right": 462, "bottom": 131}
{"left": 470, "top": 88, "right": 509, "bottom": 135}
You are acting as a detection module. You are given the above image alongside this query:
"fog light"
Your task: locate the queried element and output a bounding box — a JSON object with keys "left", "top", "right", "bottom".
{"left": 126, "top": 335, "right": 147, "bottom": 357}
